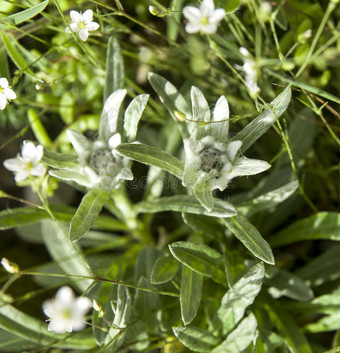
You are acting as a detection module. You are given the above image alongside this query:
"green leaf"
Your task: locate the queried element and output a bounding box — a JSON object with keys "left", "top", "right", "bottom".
{"left": 305, "top": 312, "right": 340, "bottom": 333}
{"left": 42, "top": 149, "right": 78, "bottom": 169}
{"left": 0, "top": 297, "right": 95, "bottom": 349}
{"left": 70, "top": 190, "right": 109, "bottom": 242}
{"left": 231, "top": 88, "right": 291, "bottom": 154}
{"left": 169, "top": 241, "right": 226, "bottom": 285}
{"left": 123, "top": 94, "right": 149, "bottom": 142}
{"left": 135, "top": 195, "right": 237, "bottom": 218}
{"left": 1, "top": 0, "right": 48, "bottom": 25}
{"left": 211, "top": 313, "right": 258, "bottom": 353}
{"left": 238, "top": 180, "right": 299, "bottom": 216}
{"left": 212, "top": 263, "right": 264, "bottom": 335}
{"left": 104, "top": 37, "right": 124, "bottom": 101}
{"left": 41, "top": 220, "right": 93, "bottom": 291}
{"left": 180, "top": 265, "right": 203, "bottom": 325}
{"left": 223, "top": 216, "right": 275, "bottom": 265}
{"left": 296, "top": 244, "right": 340, "bottom": 287}
{"left": 27, "top": 109, "right": 52, "bottom": 147}
{"left": 173, "top": 326, "right": 220, "bottom": 353}
{"left": 264, "top": 295, "right": 313, "bottom": 353}
{"left": 270, "top": 212, "right": 340, "bottom": 247}
{"left": 1, "top": 32, "right": 38, "bottom": 79}
{"left": 265, "top": 68, "right": 340, "bottom": 106}
{"left": 267, "top": 269, "right": 314, "bottom": 302}
{"left": 116, "top": 143, "right": 184, "bottom": 178}
{"left": 0, "top": 206, "right": 127, "bottom": 232}
{"left": 216, "top": 0, "right": 241, "bottom": 13}
{"left": 182, "top": 213, "right": 224, "bottom": 239}
{"left": 151, "top": 255, "right": 180, "bottom": 284}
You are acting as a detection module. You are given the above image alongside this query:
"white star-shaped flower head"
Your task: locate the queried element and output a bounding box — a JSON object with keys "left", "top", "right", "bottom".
{"left": 43, "top": 286, "right": 92, "bottom": 334}
{"left": 3, "top": 141, "right": 46, "bottom": 182}
{"left": 0, "top": 78, "right": 16, "bottom": 110}
{"left": 65, "top": 9, "right": 99, "bottom": 41}
{"left": 182, "top": 86, "right": 270, "bottom": 211}
{"left": 183, "top": 0, "right": 226, "bottom": 34}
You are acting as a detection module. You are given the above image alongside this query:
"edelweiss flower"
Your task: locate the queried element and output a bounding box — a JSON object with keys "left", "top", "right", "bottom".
{"left": 183, "top": 0, "right": 225, "bottom": 34}
{"left": 49, "top": 89, "right": 149, "bottom": 191}
{"left": 43, "top": 286, "right": 92, "bottom": 334}
{"left": 182, "top": 87, "right": 270, "bottom": 211}
{"left": 3, "top": 141, "right": 46, "bottom": 182}
{"left": 239, "top": 47, "right": 260, "bottom": 96}
{"left": 0, "top": 78, "right": 16, "bottom": 110}
{"left": 65, "top": 9, "right": 99, "bottom": 41}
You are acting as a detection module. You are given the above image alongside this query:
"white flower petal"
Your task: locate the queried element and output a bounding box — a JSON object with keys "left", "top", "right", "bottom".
{"left": 0, "top": 94, "right": 7, "bottom": 110}
{"left": 0, "top": 78, "right": 9, "bottom": 88}
{"left": 32, "top": 144, "right": 44, "bottom": 163}
{"left": 226, "top": 140, "right": 242, "bottom": 161}
{"left": 240, "top": 47, "right": 250, "bottom": 57}
{"left": 86, "top": 21, "right": 99, "bottom": 31}
{"left": 78, "top": 29, "right": 89, "bottom": 41}
{"left": 3, "top": 158, "right": 23, "bottom": 172}
{"left": 70, "top": 10, "right": 81, "bottom": 23}
{"left": 200, "top": 0, "right": 215, "bottom": 16}
{"left": 15, "top": 170, "right": 30, "bottom": 182}
{"left": 183, "top": 6, "right": 201, "bottom": 22}
{"left": 210, "top": 8, "right": 226, "bottom": 23}
{"left": 185, "top": 22, "right": 201, "bottom": 33}
{"left": 76, "top": 297, "right": 92, "bottom": 313}
{"left": 229, "top": 157, "right": 271, "bottom": 180}
{"left": 56, "top": 286, "right": 74, "bottom": 304}
{"left": 108, "top": 133, "right": 121, "bottom": 149}
{"left": 4, "top": 87, "right": 16, "bottom": 100}
{"left": 82, "top": 9, "right": 94, "bottom": 24}
{"left": 69, "top": 22, "right": 80, "bottom": 32}
{"left": 21, "top": 142, "right": 37, "bottom": 162}
{"left": 30, "top": 164, "right": 46, "bottom": 177}
{"left": 202, "top": 23, "right": 218, "bottom": 34}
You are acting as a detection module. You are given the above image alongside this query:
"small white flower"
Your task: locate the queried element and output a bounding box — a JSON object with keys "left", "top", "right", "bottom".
{"left": 1, "top": 257, "right": 19, "bottom": 273}
{"left": 43, "top": 286, "right": 92, "bottom": 334}
{"left": 0, "top": 78, "right": 16, "bottom": 110}
{"left": 3, "top": 141, "right": 46, "bottom": 182}
{"left": 65, "top": 9, "right": 99, "bottom": 41}
{"left": 239, "top": 47, "right": 260, "bottom": 95}
{"left": 183, "top": 0, "right": 225, "bottom": 34}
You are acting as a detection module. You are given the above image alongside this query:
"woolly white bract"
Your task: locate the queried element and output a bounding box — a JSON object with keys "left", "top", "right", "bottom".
{"left": 50, "top": 89, "right": 148, "bottom": 191}
{"left": 3, "top": 141, "right": 46, "bottom": 182}
{"left": 183, "top": 0, "right": 225, "bottom": 34}
{"left": 65, "top": 9, "right": 99, "bottom": 41}
{"left": 43, "top": 286, "right": 92, "bottom": 334}
{"left": 182, "top": 87, "right": 270, "bottom": 211}
{"left": 0, "top": 77, "right": 16, "bottom": 110}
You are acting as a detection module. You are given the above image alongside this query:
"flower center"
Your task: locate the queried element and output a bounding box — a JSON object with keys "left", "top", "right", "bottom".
{"left": 90, "top": 149, "right": 116, "bottom": 175}
{"left": 0, "top": 87, "right": 3, "bottom": 94}
{"left": 200, "top": 147, "right": 222, "bottom": 173}
{"left": 200, "top": 16, "right": 209, "bottom": 25}
{"left": 79, "top": 21, "right": 86, "bottom": 29}
{"left": 61, "top": 308, "right": 72, "bottom": 320}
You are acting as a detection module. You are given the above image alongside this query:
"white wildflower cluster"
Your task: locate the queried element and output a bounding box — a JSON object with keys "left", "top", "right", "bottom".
{"left": 0, "top": 78, "right": 16, "bottom": 110}
{"left": 43, "top": 286, "right": 92, "bottom": 334}
{"left": 183, "top": 0, "right": 225, "bottom": 34}
{"left": 65, "top": 9, "right": 99, "bottom": 41}
{"left": 182, "top": 87, "right": 270, "bottom": 211}
{"left": 3, "top": 141, "right": 46, "bottom": 182}
{"left": 239, "top": 47, "right": 260, "bottom": 96}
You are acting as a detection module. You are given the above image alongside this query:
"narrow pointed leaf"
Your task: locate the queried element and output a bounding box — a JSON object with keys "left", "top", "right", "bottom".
{"left": 135, "top": 195, "right": 237, "bottom": 218}
{"left": 173, "top": 326, "right": 220, "bottom": 353}
{"left": 41, "top": 220, "right": 93, "bottom": 291}
{"left": 2, "top": 0, "right": 48, "bottom": 25}
{"left": 180, "top": 265, "right": 203, "bottom": 325}
{"left": 231, "top": 88, "right": 291, "bottom": 153}
{"left": 264, "top": 295, "right": 313, "bottom": 353}
{"left": 151, "top": 255, "right": 180, "bottom": 284}
{"left": 223, "top": 216, "right": 275, "bottom": 265}
{"left": 213, "top": 263, "right": 264, "bottom": 335}
{"left": 42, "top": 149, "right": 78, "bottom": 169}
{"left": 123, "top": 94, "right": 149, "bottom": 142}
{"left": 270, "top": 212, "right": 340, "bottom": 247}
{"left": 169, "top": 241, "right": 226, "bottom": 285}
{"left": 192, "top": 176, "right": 215, "bottom": 212}
{"left": 104, "top": 37, "right": 124, "bottom": 101}
{"left": 116, "top": 143, "right": 184, "bottom": 179}
{"left": 211, "top": 313, "right": 257, "bottom": 353}
{"left": 70, "top": 190, "right": 109, "bottom": 242}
